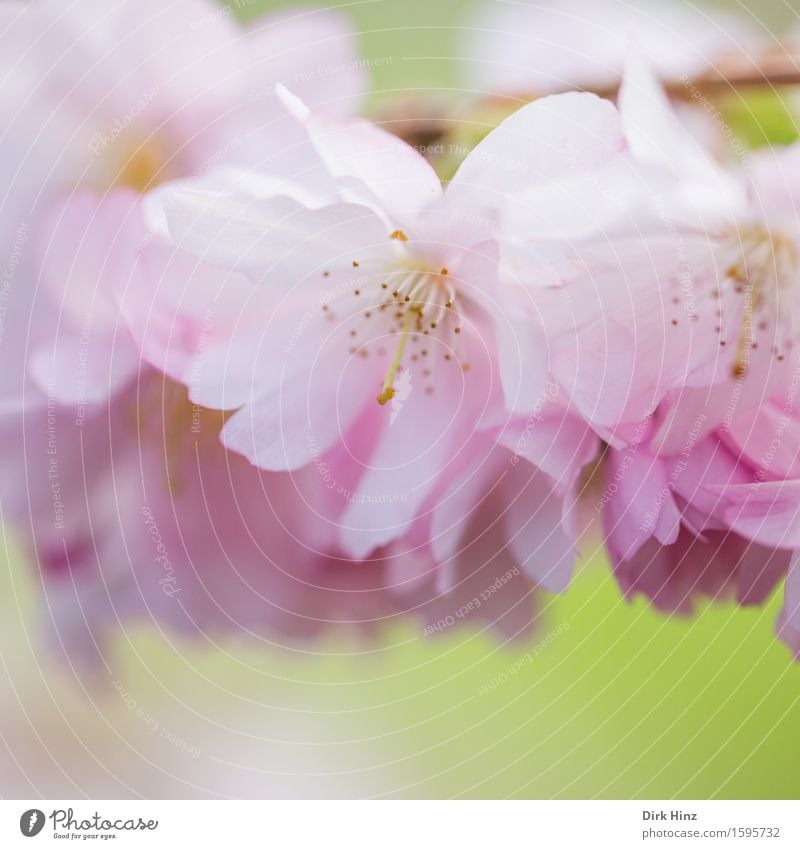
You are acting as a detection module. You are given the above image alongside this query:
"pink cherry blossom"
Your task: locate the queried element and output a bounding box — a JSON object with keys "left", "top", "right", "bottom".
{"left": 543, "top": 61, "right": 800, "bottom": 648}
{"left": 600, "top": 428, "right": 793, "bottom": 616}
{"left": 597, "top": 364, "right": 798, "bottom": 654}
{"left": 154, "top": 86, "right": 622, "bottom": 579}
{"left": 620, "top": 56, "right": 800, "bottom": 427}
{"left": 536, "top": 54, "right": 800, "bottom": 448}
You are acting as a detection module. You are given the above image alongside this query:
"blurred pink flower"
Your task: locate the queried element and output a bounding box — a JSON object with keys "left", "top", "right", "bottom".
{"left": 601, "top": 429, "right": 793, "bottom": 615}
{"left": 460, "top": 0, "right": 761, "bottom": 96}
{"left": 0, "top": 0, "right": 365, "bottom": 409}
{"left": 40, "top": 369, "right": 547, "bottom": 667}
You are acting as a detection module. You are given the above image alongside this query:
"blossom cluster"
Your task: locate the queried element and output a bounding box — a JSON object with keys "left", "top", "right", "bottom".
{"left": 1, "top": 0, "right": 797, "bottom": 665}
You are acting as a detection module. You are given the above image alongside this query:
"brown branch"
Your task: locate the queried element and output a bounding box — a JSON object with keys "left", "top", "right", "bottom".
{"left": 674, "top": 44, "right": 800, "bottom": 95}
{"left": 382, "top": 45, "right": 800, "bottom": 147}
{"left": 510, "top": 45, "right": 800, "bottom": 101}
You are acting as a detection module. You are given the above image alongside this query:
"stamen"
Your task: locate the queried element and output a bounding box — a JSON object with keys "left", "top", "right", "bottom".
{"left": 721, "top": 227, "right": 799, "bottom": 376}
{"left": 377, "top": 308, "right": 417, "bottom": 405}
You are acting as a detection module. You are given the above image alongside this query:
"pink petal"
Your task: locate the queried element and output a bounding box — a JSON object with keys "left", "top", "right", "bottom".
{"left": 711, "top": 480, "right": 800, "bottom": 550}
{"left": 220, "top": 344, "right": 380, "bottom": 472}
{"left": 163, "top": 185, "right": 389, "bottom": 282}
{"left": 31, "top": 190, "right": 146, "bottom": 403}
{"left": 720, "top": 400, "right": 800, "bottom": 481}
{"left": 620, "top": 52, "right": 727, "bottom": 190}
{"left": 613, "top": 528, "right": 787, "bottom": 615}
{"left": 125, "top": 235, "right": 255, "bottom": 386}
{"left": 603, "top": 447, "right": 681, "bottom": 563}
{"left": 504, "top": 461, "right": 576, "bottom": 592}
{"left": 276, "top": 85, "right": 442, "bottom": 218}
{"left": 448, "top": 90, "right": 627, "bottom": 239}
{"left": 465, "top": 244, "right": 553, "bottom": 416}
{"left": 38, "top": 189, "right": 144, "bottom": 326}
{"left": 497, "top": 408, "right": 599, "bottom": 492}
{"left": 338, "top": 365, "right": 466, "bottom": 559}
{"left": 429, "top": 444, "right": 507, "bottom": 563}
{"left": 778, "top": 553, "right": 800, "bottom": 657}
{"left": 244, "top": 7, "right": 365, "bottom": 116}
{"left": 453, "top": 91, "right": 625, "bottom": 197}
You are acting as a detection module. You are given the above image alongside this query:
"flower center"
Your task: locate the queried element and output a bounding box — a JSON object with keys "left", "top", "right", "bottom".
{"left": 135, "top": 377, "right": 231, "bottom": 494}
{"left": 88, "top": 131, "right": 175, "bottom": 195}
{"left": 375, "top": 265, "right": 458, "bottom": 405}
{"left": 332, "top": 232, "right": 469, "bottom": 407}
{"left": 723, "top": 226, "right": 799, "bottom": 377}
{"left": 113, "top": 137, "right": 174, "bottom": 193}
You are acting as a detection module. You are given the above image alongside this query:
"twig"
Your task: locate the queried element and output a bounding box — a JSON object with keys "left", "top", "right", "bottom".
{"left": 382, "top": 45, "right": 800, "bottom": 147}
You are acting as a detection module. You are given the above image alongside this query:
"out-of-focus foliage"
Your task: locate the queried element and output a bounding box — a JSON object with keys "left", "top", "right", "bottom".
{"left": 723, "top": 89, "right": 800, "bottom": 147}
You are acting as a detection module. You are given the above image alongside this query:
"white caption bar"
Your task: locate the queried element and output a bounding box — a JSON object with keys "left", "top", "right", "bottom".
{"left": 2, "top": 800, "right": 797, "bottom": 847}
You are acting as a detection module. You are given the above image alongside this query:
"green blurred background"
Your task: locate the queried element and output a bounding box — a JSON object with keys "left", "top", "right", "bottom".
{"left": 1, "top": 0, "right": 799, "bottom": 800}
